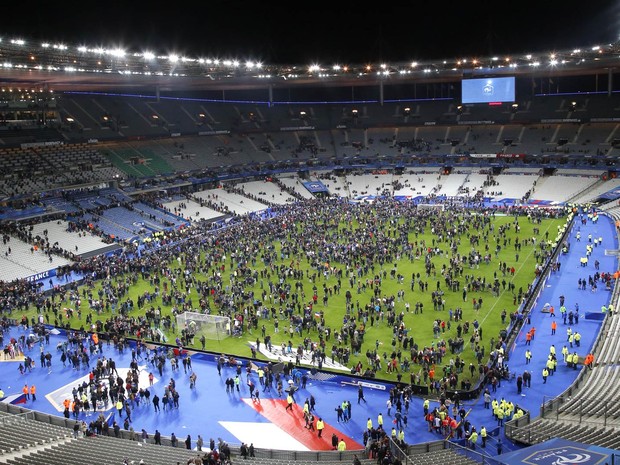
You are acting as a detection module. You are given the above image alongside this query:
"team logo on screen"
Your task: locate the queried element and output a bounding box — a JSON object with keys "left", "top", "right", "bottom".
{"left": 483, "top": 81, "right": 494, "bottom": 96}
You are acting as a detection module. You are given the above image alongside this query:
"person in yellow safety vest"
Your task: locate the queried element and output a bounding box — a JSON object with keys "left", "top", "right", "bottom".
{"left": 542, "top": 367, "right": 549, "bottom": 384}
{"left": 469, "top": 428, "right": 478, "bottom": 450}
{"left": 286, "top": 394, "right": 294, "bottom": 411}
{"left": 572, "top": 352, "right": 579, "bottom": 370}
{"left": 316, "top": 418, "right": 325, "bottom": 437}
{"left": 492, "top": 399, "right": 499, "bottom": 418}
{"left": 116, "top": 399, "right": 123, "bottom": 416}
{"left": 546, "top": 357, "right": 554, "bottom": 375}
{"left": 549, "top": 345, "right": 556, "bottom": 356}
{"left": 377, "top": 413, "right": 383, "bottom": 428}
{"left": 366, "top": 417, "right": 373, "bottom": 431}
{"left": 338, "top": 439, "right": 346, "bottom": 451}
{"left": 391, "top": 427, "right": 397, "bottom": 439}
{"left": 398, "top": 429, "right": 405, "bottom": 442}
{"left": 562, "top": 345, "right": 569, "bottom": 362}
{"left": 497, "top": 408, "right": 505, "bottom": 426}
{"left": 480, "top": 426, "right": 487, "bottom": 447}
{"left": 568, "top": 352, "right": 574, "bottom": 367}
{"left": 568, "top": 334, "right": 574, "bottom": 348}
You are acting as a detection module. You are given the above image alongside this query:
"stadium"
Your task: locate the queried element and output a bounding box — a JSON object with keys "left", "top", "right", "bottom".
{"left": 0, "top": 31, "right": 618, "bottom": 465}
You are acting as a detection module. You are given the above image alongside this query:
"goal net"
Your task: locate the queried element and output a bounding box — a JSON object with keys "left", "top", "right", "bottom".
{"left": 176, "top": 311, "right": 231, "bottom": 342}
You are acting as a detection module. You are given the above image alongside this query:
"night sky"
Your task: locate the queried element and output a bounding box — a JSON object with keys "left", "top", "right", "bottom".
{"left": 3, "top": 1, "right": 619, "bottom": 64}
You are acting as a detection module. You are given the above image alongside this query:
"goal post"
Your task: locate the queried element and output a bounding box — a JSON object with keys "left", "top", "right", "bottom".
{"left": 175, "top": 311, "right": 231, "bottom": 342}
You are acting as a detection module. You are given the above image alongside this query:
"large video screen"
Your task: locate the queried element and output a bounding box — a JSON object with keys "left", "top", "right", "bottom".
{"left": 461, "top": 77, "right": 515, "bottom": 104}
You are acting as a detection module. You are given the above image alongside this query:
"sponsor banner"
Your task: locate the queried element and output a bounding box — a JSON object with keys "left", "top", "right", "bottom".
{"left": 21, "top": 140, "right": 64, "bottom": 149}
{"left": 469, "top": 153, "right": 498, "bottom": 158}
{"left": 280, "top": 125, "right": 315, "bottom": 131}
{"left": 540, "top": 118, "right": 580, "bottom": 123}
{"left": 497, "top": 153, "right": 526, "bottom": 159}
{"left": 591, "top": 117, "right": 620, "bottom": 122}
{"left": 170, "top": 132, "right": 181, "bottom": 137}
{"left": 598, "top": 187, "right": 620, "bottom": 201}
{"left": 340, "top": 379, "right": 387, "bottom": 390}
{"left": 303, "top": 181, "right": 329, "bottom": 193}
{"left": 198, "top": 130, "right": 230, "bottom": 136}
{"left": 458, "top": 120, "right": 495, "bottom": 125}
{"left": 424, "top": 121, "right": 437, "bottom": 126}
{"left": 25, "top": 268, "right": 57, "bottom": 283}
{"left": 87, "top": 138, "right": 99, "bottom": 144}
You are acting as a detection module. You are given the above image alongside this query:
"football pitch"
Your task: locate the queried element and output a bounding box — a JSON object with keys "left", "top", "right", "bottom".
{"left": 27, "top": 200, "right": 567, "bottom": 387}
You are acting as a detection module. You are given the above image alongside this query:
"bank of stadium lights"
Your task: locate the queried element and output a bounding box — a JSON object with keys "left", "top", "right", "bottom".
{"left": 2, "top": 36, "right": 619, "bottom": 81}
{"left": 245, "top": 61, "right": 262, "bottom": 70}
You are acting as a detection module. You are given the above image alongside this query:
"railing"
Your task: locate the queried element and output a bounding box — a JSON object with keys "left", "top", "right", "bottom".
{"left": 391, "top": 437, "right": 505, "bottom": 465}
{"left": 391, "top": 437, "right": 445, "bottom": 465}
{"left": 444, "top": 439, "right": 505, "bottom": 465}
{"left": 540, "top": 393, "right": 620, "bottom": 426}
{"left": 0, "top": 410, "right": 35, "bottom": 423}
{"left": 503, "top": 411, "right": 531, "bottom": 440}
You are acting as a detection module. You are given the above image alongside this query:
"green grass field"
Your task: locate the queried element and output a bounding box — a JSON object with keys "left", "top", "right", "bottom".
{"left": 26, "top": 204, "right": 567, "bottom": 387}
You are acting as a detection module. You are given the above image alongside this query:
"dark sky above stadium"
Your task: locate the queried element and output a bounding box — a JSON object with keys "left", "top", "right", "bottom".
{"left": 4, "top": 1, "right": 619, "bottom": 65}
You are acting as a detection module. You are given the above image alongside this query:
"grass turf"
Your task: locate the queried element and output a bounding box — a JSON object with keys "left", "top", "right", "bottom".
{"left": 26, "top": 206, "right": 567, "bottom": 387}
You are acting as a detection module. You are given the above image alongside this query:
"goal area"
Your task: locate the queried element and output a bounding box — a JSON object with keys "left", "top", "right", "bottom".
{"left": 176, "top": 311, "right": 231, "bottom": 342}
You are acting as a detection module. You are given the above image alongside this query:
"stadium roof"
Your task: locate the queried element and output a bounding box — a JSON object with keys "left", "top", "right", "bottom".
{"left": 1, "top": 36, "right": 620, "bottom": 93}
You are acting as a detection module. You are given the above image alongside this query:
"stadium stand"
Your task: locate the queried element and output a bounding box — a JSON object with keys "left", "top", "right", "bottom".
{"left": 1, "top": 36, "right": 620, "bottom": 465}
